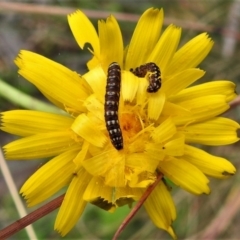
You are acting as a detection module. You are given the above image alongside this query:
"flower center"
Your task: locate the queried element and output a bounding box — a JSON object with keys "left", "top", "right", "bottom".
{"left": 120, "top": 111, "right": 142, "bottom": 140}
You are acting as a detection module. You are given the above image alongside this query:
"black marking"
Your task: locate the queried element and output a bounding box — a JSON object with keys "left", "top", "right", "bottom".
{"left": 104, "top": 62, "right": 123, "bottom": 150}
{"left": 130, "top": 62, "right": 161, "bottom": 92}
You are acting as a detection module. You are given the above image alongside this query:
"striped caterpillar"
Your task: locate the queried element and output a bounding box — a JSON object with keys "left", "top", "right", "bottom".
{"left": 104, "top": 62, "right": 123, "bottom": 150}
{"left": 130, "top": 62, "right": 161, "bottom": 93}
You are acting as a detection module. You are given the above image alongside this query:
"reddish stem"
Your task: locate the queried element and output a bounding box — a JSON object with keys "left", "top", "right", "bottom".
{"left": 0, "top": 194, "right": 64, "bottom": 239}
{"left": 112, "top": 173, "right": 163, "bottom": 240}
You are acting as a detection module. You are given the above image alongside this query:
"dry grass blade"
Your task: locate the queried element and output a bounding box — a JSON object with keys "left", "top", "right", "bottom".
{"left": 0, "top": 148, "right": 38, "bottom": 240}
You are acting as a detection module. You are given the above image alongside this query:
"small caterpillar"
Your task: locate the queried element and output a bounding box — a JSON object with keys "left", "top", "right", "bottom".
{"left": 104, "top": 62, "right": 123, "bottom": 150}
{"left": 130, "top": 62, "right": 161, "bottom": 93}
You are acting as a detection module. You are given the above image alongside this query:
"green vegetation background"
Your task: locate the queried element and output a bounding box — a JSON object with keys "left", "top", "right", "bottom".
{"left": 0, "top": 0, "right": 240, "bottom": 239}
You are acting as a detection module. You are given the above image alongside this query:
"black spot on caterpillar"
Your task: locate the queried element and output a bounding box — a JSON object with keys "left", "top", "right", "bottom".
{"left": 130, "top": 62, "right": 161, "bottom": 92}
{"left": 104, "top": 62, "right": 123, "bottom": 150}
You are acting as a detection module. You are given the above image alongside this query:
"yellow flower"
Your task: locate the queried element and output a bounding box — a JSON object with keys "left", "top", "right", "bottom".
{"left": 1, "top": 8, "right": 239, "bottom": 239}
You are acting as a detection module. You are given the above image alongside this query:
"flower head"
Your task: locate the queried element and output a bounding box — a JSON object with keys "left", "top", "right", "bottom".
{"left": 1, "top": 8, "right": 238, "bottom": 238}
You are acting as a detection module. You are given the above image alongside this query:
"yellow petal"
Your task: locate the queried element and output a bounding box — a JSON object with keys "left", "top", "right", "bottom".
{"left": 98, "top": 15, "right": 123, "bottom": 73}
{"left": 20, "top": 148, "right": 78, "bottom": 206}
{"left": 146, "top": 133, "right": 185, "bottom": 159}
{"left": 145, "top": 143, "right": 165, "bottom": 161}
{"left": 163, "top": 69, "right": 205, "bottom": 98}
{"left": 82, "top": 149, "right": 123, "bottom": 176}
{"left": 144, "top": 180, "right": 177, "bottom": 239}
{"left": 176, "top": 95, "right": 229, "bottom": 124}
{"left": 83, "top": 94, "right": 104, "bottom": 121}
{"left": 122, "top": 71, "right": 139, "bottom": 102}
{"left": 129, "top": 171, "right": 156, "bottom": 188}
{"left": 125, "top": 8, "right": 164, "bottom": 70}
{"left": 73, "top": 141, "right": 89, "bottom": 168}
{"left": 158, "top": 156, "right": 210, "bottom": 194}
{"left": 83, "top": 177, "right": 142, "bottom": 210}
{"left": 104, "top": 153, "right": 125, "bottom": 187}
{"left": 71, "top": 113, "right": 107, "bottom": 147}
{"left": 170, "top": 80, "right": 237, "bottom": 103}
{"left": 165, "top": 33, "right": 213, "bottom": 76}
{"left": 55, "top": 167, "right": 91, "bottom": 236}
{"left": 15, "top": 50, "right": 92, "bottom": 113}
{"left": 68, "top": 10, "right": 100, "bottom": 59}
{"left": 184, "top": 145, "right": 236, "bottom": 178}
{"left": 148, "top": 91, "right": 166, "bottom": 120}
{"left": 83, "top": 66, "right": 106, "bottom": 102}
{"left": 86, "top": 56, "right": 100, "bottom": 70}
{"left": 1, "top": 110, "right": 73, "bottom": 136}
{"left": 3, "top": 131, "right": 79, "bottom": 159}
{"left": 136, "top": 75, "right": 148, "bottom": 105}
{"left": 164, "top": 133, "right": 185, "bottom": 157}
{"left": 183, "top": 117, "right": 239, "bottom": 145}
{"left": 114, "top": 186, "right": 142, "bottom": 202}
{"left": 151, "top": 117, "right": 177, "bottom": 143}
{"left": 147, "top": 24, "right": 181, "bottom": 73}
{"left": 126, "top": 153, "right": 159, "bottom": 173}
{"left": 83, "top": 176, "right": 116, "bottom": 212}
{"left": 159, "top": 101, "right": 191, "bottom": 125}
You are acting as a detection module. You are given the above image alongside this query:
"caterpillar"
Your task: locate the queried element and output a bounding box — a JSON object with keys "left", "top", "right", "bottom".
{"left": 130, "top": 62, "right": 161, "bottom": 93}
{"left": 104, "top": 62, "right": 123, "bottom": 150}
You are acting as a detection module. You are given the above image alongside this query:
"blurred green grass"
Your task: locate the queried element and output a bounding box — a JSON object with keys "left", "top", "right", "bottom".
{"left": 0, "top": 0, "right": 240, "bottom": 239}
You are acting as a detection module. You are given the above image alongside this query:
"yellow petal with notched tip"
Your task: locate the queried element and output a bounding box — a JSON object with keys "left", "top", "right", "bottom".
{"left": 176, "top": 95, "right": 229, "bottom": 124}
{"left": 184, "top": 145, "right": 236, "bottom": 178}
{"left": 159, "top": 156, "right": 210, "bottom": 195}
{"left": 55, "top": 167, "right": 91, "bottom": 236}
{"left": 0, "top": 110, "right": 73, "bottom": 136}
{"left": 3, "top": 131, "right": 79, "bottom": 159}
{"left": 165, "top": 33, "right": 213, "bottom": 76}
{"left": 20, "top": 148, "right": 78, "bottom": 206}
{"left": 15, "top": 50, "right": 92, "bottom": 113}
{"left": 98, "top": 15, "right": 123, "bottom": 73}
{"left": 183, "top": 117, "right": 239, "bottom": 145}
{"left": 163, "top": 68, "right": 205, "bottom": 98}
{"left": 125, "top": 8, "right": 164, "bottom": 70}
{"left": 147, "top": 24, "right": 181, "bottom": 73}
{"left": 144, "top": 181, "right": 177, "bottom": 239}
{"left": 170, "top": 80, "right": 237, "bottom": 103}
{"left": 68, "top": 10, "right": 100, "bottom": 59}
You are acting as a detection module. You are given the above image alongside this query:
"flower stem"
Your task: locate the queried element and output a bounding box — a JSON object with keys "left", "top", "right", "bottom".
{"left": 0, "top": 78, "right": 63, "bottom": 114}
{"left": 0, "top": 194, "right": 64, "bottom": 239}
